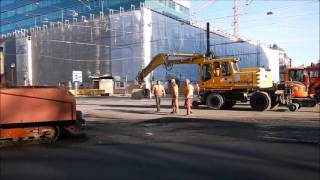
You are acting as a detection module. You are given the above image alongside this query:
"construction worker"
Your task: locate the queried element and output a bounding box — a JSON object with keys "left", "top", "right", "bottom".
{"left": 213, "top": 62, "right": 221, "bottom": 77}
{"left": 184, "top": 79, "right": 194, "bottom": 116}
{"left": 152, "top": 80, "right": 165, "bottom": 112}
{"left": 170, "top": 79, "right": 179, "bottom": 114}
{"left": 195, "top": 83, "right": 200, "bottom": 96}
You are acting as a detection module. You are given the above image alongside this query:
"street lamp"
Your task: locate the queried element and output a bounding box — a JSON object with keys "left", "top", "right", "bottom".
{"left": 266, "top": 11, "right": 273, "bottom": 15}
{"left": 10, "top": 63, "right": 15, "bottom": 86}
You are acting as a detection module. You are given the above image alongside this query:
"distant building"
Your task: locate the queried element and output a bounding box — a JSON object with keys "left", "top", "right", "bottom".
{"left": 0, "top": 0, "right": 190, "bottom": 36}
{"left": 1, "top": 0, "right": 284, "bottom": 93}
{"left": 270, "top": 44, "right": 291, "bottom": 82}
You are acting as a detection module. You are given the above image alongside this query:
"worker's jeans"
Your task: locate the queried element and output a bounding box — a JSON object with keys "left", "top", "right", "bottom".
{"left": 155, "top": 95, "right": 161, "bottom": 112}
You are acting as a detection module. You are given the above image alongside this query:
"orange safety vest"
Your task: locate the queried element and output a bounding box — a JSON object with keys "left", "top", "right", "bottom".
{"left": 185, "top": 84, "right": 194, "bottom": 98}
{"left": 152, "top": 84, "right": 165, "bottom": 96}
{"left": 195, "top": 84, "right": 200, "bottom": 94}
{"left": 170, "top": 84, "right": 179, "bottom": 98}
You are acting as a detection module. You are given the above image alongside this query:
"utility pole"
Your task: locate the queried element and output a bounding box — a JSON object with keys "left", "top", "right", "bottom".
{"left": 232, "top": 0, "right": 239, "bottom": 37}
{"left": 206, "top": 22, "right": 210, "bottom": 57}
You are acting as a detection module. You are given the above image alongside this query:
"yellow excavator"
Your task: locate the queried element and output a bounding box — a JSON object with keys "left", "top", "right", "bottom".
{"left": 137, "top": 53, "right": 299, "bottom": 111}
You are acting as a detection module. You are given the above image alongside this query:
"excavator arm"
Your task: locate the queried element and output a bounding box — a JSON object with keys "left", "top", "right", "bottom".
{"left": 137, "top": 53, "right": 204, "bottom": 85}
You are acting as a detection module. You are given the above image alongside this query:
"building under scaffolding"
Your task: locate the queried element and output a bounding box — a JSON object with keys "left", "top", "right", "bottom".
{"left": 1, "top": 7, "right": 282, "bottom": 93}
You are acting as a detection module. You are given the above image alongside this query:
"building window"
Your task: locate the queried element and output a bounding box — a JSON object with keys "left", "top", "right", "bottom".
{"left": 168, "top": 0, "right": 175, "bottom": 10}
{"left": 309, "top": 70, "right": 319, "bottom": 78}
{"left": 115, "top": 81, "right": 125, "bottom": 89}
{"left": 176, "top": 4, "right": 181, "bottom": 12}
{"left": 181, "top": 6, "right": 189, "bottom": 14}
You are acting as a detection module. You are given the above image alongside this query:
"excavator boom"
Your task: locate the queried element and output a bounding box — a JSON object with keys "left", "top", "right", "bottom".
{"left": 137, "top": 53, "right": 238, "bottom": 85}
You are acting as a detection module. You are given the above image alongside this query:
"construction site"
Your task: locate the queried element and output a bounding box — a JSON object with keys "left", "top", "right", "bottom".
{"left": 0, "top": 0, "right": 319, "bottom": 180}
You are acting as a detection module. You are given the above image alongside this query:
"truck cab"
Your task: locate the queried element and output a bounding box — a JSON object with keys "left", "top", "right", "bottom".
{"left": 284, "top": 68, "right": 309, "bottom": 98}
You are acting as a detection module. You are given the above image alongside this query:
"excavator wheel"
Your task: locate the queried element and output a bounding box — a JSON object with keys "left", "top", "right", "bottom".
{"left": 250, "top": 91, "right": 271, "bottom": 111}
{"left": 206, "top": 93, "right": 224, "bottom": 110}
{"left": 297, "top": 102, "right": 302, "bottom": 109}
{"left": 192, "top": 101, "right": 200, "bottom": 108}
{"left": 288, "top": 103, "right": 299, "bottom": 112}
{"left": 221, "top": 101, "right": 236, "bottom": 110}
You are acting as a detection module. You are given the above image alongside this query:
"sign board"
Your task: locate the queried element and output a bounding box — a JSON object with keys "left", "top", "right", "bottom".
{"left": 72, "top": 71, "right": 83, "bottom": 83}
{"left": 113, "top": 75, "right": 121, "bottom": 81}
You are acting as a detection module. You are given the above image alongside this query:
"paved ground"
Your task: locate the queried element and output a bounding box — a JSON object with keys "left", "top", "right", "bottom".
{"left": 1, "top": 96, "right": 319, "bottom": 180}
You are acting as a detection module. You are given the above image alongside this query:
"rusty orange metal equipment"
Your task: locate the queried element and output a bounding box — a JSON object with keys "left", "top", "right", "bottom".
{"left": 0, "top": 87, "right": 82, "bottom": 142}
{"left": 284, "top": 63, "right": 319, "bottom": 107}
{"left": 0, "top": 47, "right": 83, "bottom": 143}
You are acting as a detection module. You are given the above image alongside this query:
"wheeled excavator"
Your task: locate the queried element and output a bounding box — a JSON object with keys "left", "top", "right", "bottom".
{"left": 284, "top": 64, "right": 319, "bottom": 107}
{"left": 137, "top": 53, "right": 301, "bottom": 111}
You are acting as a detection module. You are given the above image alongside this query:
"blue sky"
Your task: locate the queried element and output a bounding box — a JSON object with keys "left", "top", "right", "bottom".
{"left": 191, "top": 0, "right": 319, "bottom": 66}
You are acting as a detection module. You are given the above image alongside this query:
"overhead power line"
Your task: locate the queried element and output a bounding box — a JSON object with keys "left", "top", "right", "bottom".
{"left": 199, "top": 0, "right": 317, "bottom": 22}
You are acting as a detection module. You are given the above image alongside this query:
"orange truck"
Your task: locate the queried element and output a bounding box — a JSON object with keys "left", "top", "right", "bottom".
{"left": 306, "top": 63, "right": 320, "bottom": 96}
{"left": 0, "top": 47, "right": 83, "bottom": 142}
{"left": 284, "top": 62, "right": 319, "bottom": 107}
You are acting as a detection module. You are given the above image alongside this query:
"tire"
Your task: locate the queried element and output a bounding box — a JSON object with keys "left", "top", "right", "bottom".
{"left": 221, "top": 101, "right": 236, "bottom": 110}
{"left": 297, "top": 102, "right": 302, "bottom": 109}
{"left": 192, "top": 101, "right": 200, "bottom": 107}
{"left": 250, "top": 91, "right": 271, "bottom": 111}
{"left": 206, "top": 93, "right": 224, "bottom": 110}
{"left": 288, "top": 103, "right": 299, "bottom": 112}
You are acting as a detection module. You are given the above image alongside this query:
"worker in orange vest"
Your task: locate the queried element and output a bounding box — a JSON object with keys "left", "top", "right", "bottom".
{"left": 184, "top": 79, "right": 194, "bottom": 116}
{"left": 213, "top": 62, "right": 221, "bottom": 77}
{"left": 152, "top": 80, "right": 165, "bottom": 112}
{"left": 195, "top": 83, "right": 200, "bottom": 96}
{"left": 170, "top": 79, "right": 179, "bottom": 114}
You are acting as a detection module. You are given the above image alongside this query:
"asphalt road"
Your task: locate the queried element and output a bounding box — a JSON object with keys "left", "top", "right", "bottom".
{"left": 1, "top": 97, "right": 319, "bottom": 180}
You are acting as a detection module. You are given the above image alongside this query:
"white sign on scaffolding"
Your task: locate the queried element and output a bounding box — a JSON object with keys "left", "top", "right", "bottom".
{"left": 72, "top": 71, "right": 83, "bottom": 83}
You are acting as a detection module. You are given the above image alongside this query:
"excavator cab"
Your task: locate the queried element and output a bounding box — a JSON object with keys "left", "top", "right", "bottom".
{"left": 285, "top": 68, "right": 309, "bottom": 98}
{"left": 288, "top": 69, "right": 305, "bottom": 83}
{"left": 199, "top": 60, "right": 240, "bottom": 89}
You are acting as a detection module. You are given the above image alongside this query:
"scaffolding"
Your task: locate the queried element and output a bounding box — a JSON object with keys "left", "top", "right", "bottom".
{"left": 1, "top": 7, "right": 280, "bottom": 88}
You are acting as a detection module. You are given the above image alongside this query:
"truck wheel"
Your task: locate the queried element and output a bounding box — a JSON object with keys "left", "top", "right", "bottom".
{"left": 297, "top": 102, "right": 302, "bottom": 109}
{"left": 221, "top": 101, "right": 236, "bottom": 110}
{"left": 288, "top": 103, "right": 299, "bottom": 112}
{"left": 250, "top": 91, "right": 271, "bottom": 111}
{"left": 206, "top": 93, "right": 224, "bottom": 110}
{"left": 192, "top": 101, "right": 200, "bottom": 108}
